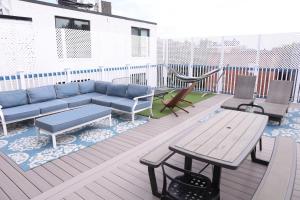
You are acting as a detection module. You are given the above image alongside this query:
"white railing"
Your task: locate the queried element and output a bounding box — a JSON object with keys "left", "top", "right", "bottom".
{"left": 0, "top": 65, "right": 158, "bottom": 91}
{"left": 1, "top": 64, "right": 299, "bottom": 103}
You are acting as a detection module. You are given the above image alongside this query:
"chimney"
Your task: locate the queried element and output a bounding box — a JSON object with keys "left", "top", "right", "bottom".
{"left": 101, "top": 1, "right": 112, "bottom": 15}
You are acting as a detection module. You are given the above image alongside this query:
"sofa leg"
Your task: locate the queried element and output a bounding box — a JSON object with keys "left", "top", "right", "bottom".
{"left": 2, "top": 123, "right": 8, "bottom": 136}
{"left": 109, "top": 115, "right": 112, "bottom": 127}
{"left": 149, "top": 109, "right": 153, "bottom": 118}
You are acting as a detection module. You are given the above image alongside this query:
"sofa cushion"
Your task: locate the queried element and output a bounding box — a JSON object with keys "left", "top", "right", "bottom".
{"left": 35, "top": 104, "right": 111, "bottom": 133}
{"left": 95, "top": 81, "right": 112, "bottom": 94}
{"left": 92, "top": 95, "right": 124, "bottom": 107}
{"left": 106, "top": 84, "right": 128, "bottom": 97}
{"left": 3, "top": 104, "right": 40, "bottom": 122}
{"left": 55, "top": 82, "right": 80, "bottom": 98}
{"left": 111, "top": 99, "right": 151, "bottom": 112}
{"left": 0, "top": 90, "right": 28, "bottom": 108}
{"left": 34, "top": 99, "right": 68, "bottom": 114}
{"left": 126, "top": 84, "right": 151, "bottom": 99}
{"left": 27, "top": 85, "right": 56, "bottom": 104}
{"left": 81, "top": 92, "right": 103, "bottom": 98}
{"left": 79, "top": 80, "right": 95, "bottom": 94}
{"left": 62, "top": 93, "right": 104, "bottom": 108}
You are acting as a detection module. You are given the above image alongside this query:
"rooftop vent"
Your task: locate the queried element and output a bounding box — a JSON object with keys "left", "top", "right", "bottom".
{"left": 101, "top": 1, "right": 111, "bottom": 15}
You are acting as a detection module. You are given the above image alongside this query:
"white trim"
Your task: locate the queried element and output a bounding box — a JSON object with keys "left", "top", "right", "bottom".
{"left": 37, "top": 114, "right": 112, "bottom": 149}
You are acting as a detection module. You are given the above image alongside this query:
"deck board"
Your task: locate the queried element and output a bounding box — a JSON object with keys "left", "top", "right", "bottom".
{"left": 0, "top": 94, "right": 299, "bottom": 200}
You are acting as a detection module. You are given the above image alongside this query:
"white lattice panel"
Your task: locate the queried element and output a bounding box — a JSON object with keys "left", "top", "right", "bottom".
{"left": 157, "top": 38, "right": 164, "bottom": 64}
{"left": 222, "top": 35, "right": 258, "bottom": 67}
{"left": 167, "top": 39, "right": 192, "bottom": 64}
{"left": 0, "top": 19, "right": 35, "bottom": 75}
{"left": 56, "top": 28, "right": 91, "bottom": 59}
{"left": 259, "top": 33, "right": 300, "bottom": 69}
{"left": 193, "top": 37, "right": 222, "bottom": 66}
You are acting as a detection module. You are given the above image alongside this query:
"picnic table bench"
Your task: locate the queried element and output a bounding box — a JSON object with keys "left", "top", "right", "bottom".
{"left": 140, "top": 110, "right": 297, "bottom": 199}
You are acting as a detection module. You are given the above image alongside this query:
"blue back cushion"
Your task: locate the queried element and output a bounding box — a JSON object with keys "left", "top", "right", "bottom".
{"left": 106, "top": 84, "right": 128, "bottom": 97}
{"left": 0, "top": 90, "right": 28, "bottom": 108}
{"left": 27, "top": 85, "right": 57, "bottom": 103}
{"left": 55, "top": 82, "right": 80, "bottom": 98}
{"left": 79, "top": 80, "right": 95, "bottom": 94}
{"left": 126, "top": 84, "right": 150, "bottom": 99}
{"left": 95, "top": 81, "right": 111, "bottom": 94}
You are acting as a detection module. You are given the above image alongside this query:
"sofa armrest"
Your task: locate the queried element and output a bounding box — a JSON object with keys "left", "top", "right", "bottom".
{"left": 133, "top": 91, "right": 154, "bottom": 101}
{"left": 132, "top": 90, "right": 154, "bottom": 112}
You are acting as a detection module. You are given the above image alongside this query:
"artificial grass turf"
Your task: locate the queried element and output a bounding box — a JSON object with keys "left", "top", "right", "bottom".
{"left": 139, "top": 91, "right": 215, "bottom": 119}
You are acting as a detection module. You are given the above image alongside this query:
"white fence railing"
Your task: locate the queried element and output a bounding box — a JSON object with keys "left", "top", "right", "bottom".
{"left": 1, "top": 64, "right": 300, "bottom": 103}
{"left": 0, "top": 65, "right": 158, "bottom": 91}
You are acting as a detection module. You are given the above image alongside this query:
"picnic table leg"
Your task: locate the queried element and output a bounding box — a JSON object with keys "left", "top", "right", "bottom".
{"left": 251, "top": 146, "right": 269, "bottom": 166}
{"left": 212, "top": 165, "right": 222, "bottom": 200}
{"left": 148, "top": 167, "right": 161, "bottom": 198}
{"left": 184, "top": 156, "right": 192, "bottom": 171}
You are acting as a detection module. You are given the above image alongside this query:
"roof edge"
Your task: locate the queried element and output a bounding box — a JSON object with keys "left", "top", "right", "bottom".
{"left": 19, "top": 0, "right": 157, "bottom": 25}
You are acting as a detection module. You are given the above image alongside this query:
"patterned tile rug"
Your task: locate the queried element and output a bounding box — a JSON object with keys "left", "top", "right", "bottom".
{"left": 0, "top": 114, "right": 149, "bottom": 171}
{"left": 200, "top": 108, "right": 300, "bottom": 142}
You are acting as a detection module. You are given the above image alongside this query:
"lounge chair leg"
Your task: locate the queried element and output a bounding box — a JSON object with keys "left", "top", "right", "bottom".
{"left": 131, "top": 113, "right": 135, "bottom": 122}
{"left": 180, "top": 99, "right": 195, "bottom": 107}
{"left": 175, "top": 105, "right": 189, "bottom": 113}
{"left": 160, "top": 106, "right": 166, "bottom": 113}
{"left": 169, "top": 108, "right": 178, "bottom": 117}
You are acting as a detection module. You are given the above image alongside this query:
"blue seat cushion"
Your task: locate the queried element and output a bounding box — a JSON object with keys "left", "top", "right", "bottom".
{"left": 0, "top": 89, "right": 28, "bottom": 108}
{"left": 3, "top": 104, "right": 40, "bottom": 122}
{"left": 35, "top": 104, "right": 111, "bottom": 133}
{"left": 95, "top": 81, "right": 112, "bottom": 94}
{"left": 126, "top": 84, "right": 151, "bottom": 99}
{"left": 55, "top": 82, "right": 80, "bottom": 98}
{"left": 81, "top": 92, "right": 104, "bottom": 98}
{"left": 79, "top": 80, "right": 95, "bottom": 94}
{"left": 92, "top": 95, "right": 124, "bottom": 107}
{"left": 111, "top": 99, "right": 151, "bottom": 112}
{"left": 34, "top": 100, "right": 68, "bottom": 114}
{"left": 27, "top": 85, "right": 56, "bottom": 103}
{"left": 62, "top": 93, "right": 104, "bottom": 108}
{"left": 106, "top": 84, "right": 128, "bottom": 97}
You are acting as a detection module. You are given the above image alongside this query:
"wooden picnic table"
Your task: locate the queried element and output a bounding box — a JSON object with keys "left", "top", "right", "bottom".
{"left": 169, "top": 110, "right": 269, "bottom": 199}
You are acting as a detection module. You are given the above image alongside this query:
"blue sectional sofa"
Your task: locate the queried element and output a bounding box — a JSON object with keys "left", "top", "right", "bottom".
{"left": 0, "top": 80, "right": 154, "bottom": 135}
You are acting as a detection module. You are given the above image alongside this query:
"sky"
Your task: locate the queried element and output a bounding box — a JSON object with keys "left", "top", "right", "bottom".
{"left": 44, "top": 0, "right": 300, "bottom": 38}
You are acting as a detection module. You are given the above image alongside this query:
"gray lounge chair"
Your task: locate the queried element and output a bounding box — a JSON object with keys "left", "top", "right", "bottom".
{"left": 254, "top": 80, "right": 293, "bottom": 125}
{"left": 221, "top": 75, "right": 256, "bottom": 110}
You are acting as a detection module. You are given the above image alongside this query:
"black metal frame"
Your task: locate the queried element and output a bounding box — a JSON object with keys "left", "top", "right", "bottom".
{"left": 161, "top": 161, "right": 217, "bottom": 200}
{"left": 184, "top": 157, "right": 220, "bottom": 200}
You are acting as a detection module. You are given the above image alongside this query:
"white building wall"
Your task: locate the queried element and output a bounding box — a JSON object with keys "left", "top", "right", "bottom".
{"left": 3, "top": 0, "right": 157, "bottom": 73}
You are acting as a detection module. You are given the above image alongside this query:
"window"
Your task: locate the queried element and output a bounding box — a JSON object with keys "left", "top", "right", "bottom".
{"left": 55, "top": 16, "right": 91, "bottom": 58}
{"left": 55, "top": 17, "right": 90, "bottom": 30}
{"left": 131, "top": 27, "right": 150, "bottom": 57}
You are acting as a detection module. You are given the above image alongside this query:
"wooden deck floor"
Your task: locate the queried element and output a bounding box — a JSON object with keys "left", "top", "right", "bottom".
{"left": 0, "top": 94, "right": 299, "bottom": 200}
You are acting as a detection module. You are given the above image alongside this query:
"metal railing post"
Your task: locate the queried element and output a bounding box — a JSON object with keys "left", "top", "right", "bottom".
{"left": 217, "top": 37, "right": 225, "bottom": 94}
{"left": 293, "top": 68, "right": 300, "bottom": 103}
{"left": 163, "top": 39, "right": 169, "bottom": 87}
{"left": 17, "top": 71, "right": 26, "bottom": 89}
{"left": 64, "top": 68, "right": 71, "bottom": 83}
